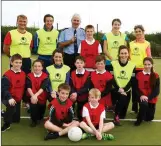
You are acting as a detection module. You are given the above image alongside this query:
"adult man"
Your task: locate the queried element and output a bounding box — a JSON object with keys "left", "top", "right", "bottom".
{"left": 58, "top": 13, "right": 85, "bottom": 71}
{"left": 3, "top": 14, "right": 33, "bottom": 74}
{"left": 33, "top": 14, "right": 59, "bottom": 69}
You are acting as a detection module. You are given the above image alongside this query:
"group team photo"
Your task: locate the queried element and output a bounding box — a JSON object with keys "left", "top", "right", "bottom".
{"left": 1, "top": 1, "right": 161, "bottom": 145}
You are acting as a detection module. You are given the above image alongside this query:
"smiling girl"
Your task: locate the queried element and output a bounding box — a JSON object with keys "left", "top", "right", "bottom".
{"left": 102, "top": 19, "right": 129, "bottom": 71}
{"left": 134, "top": 57, "right": 160, "bottom": 126}
{"left": 27, "top": 59, "right": 49, "bottom": 127}
{"left": 111, "top": 45, "right": 135, "bottom": 125}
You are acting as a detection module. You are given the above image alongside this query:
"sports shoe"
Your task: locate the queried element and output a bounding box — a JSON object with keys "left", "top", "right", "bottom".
{"left": 82, "top": 133, "right": 93, "bottom": 139}
{"left": 30, "top": 121, "right": 37, "bottom": 127}
{"left": 113, "top": 115, "right": 121, "bottom": 126}
{"left": 102, "top": 133, "right": 114, "bottom": 140}
{"left": 1, "top": 109, "right": 5, "bottom": 118}
{"left": 44, "top": 132, "right": 59, "bottom": 140}
{"left": 1, "top": 123, "right": 10, "bottom": 132}
{"left": 134, "top": 119, "right": 142, "bottom": 126}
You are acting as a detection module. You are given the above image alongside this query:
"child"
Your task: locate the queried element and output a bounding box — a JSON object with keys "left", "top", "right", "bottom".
{"left": 44, "top": 83, "right": 79, "bottom": 140}
{"left": 80, "top": 88, "right": 114, "bottom": 140}
{"left": 1, "top": 54, "right": 26, "bottom": 132}
{"left": 134, "top": 57, "right": 160, "bottom": 126}
{"left": 26, "top": 59, "right": 49, "bottom": 127}
{"left": 78, "top": 25, "right": 102, "bottom": 72}
{"left": 90, "top": 55, "right": 113, "bottom": 108}
{"left": 70, "top": 56, "right": 90, "bottom": 121}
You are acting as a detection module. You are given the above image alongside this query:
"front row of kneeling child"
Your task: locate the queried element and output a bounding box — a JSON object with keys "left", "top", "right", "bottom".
{"left": 44, "top": 84, "right": 114, "bottom": 141}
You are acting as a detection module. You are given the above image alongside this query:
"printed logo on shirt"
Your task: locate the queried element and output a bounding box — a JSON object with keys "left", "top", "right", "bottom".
{"left": 132, "top": 47, "right": 140, "bottom": 56}
{"left": 15, "top": 80, "right": 22, "bottom": 87}
{"left": 134, "top": 47, "right": 139, "bottom": 53}
{"left": 46, "top": 37, "right": 51, "bottom": 43}
{"left": 16, "top": 80, "right": 20, "bottom": 83}
{"left": 55, "top": 73, "right": 61, "bottom": 80}
{"left": 61, "top": 111, "right": 65, "bottom": 119}
{"left": 117, "top": 70, "right": 128, "bottom": 80}
{"left": 21, "top": 37, "right": 27, "bottom": 43}
{"left": 112, "top": 41, "right": 119, "bottom": 49}
{"left": 19, "top": 37, "right": 29, "bottom": 45}
{"left": 99, "top": 80, "right": 106, "bottom": 89}
{"left": 84, "top": 50, "right": 94, "bottom": 58}
{"left": 120, "top": 70, "right": 126, "bottom": 77}
{"left": 45, "top": 37, "right": 53, "bottom": 45}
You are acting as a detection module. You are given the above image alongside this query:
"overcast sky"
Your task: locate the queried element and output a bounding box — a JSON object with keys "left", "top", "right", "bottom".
{"left": 2, "top": 1, "right": 161, "bottom": 34}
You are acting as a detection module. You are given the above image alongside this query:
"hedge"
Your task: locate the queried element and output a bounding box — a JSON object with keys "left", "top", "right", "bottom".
{"left": 1, "top": 26, "right": 161, "bottom": 57}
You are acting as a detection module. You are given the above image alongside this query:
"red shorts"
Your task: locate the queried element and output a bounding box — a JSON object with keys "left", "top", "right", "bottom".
{"left": 99, "top": 94, "right": 112, "bottom": 107}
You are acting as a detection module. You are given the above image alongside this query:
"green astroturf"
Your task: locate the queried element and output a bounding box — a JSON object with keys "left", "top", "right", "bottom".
{"left": 1, "top": 54, "right": 161, "bottom": 145}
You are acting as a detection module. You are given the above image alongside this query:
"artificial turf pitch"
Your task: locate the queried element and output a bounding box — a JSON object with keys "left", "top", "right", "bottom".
{"left": 1, "top": 55, "right": 161, "bottom": 145}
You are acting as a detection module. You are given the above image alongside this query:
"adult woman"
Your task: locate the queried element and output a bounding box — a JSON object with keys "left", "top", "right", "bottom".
{"left": 134, "top": 57, "right": 160, "bottom": 126}
{"left": 102, "top": 18, "right": 129, "bottom": 71}
{"left": 46, "top": 49, "right": 70, "bottom": 98}
{"left": 130, "top": 25, "right": 151, "bottom": 113}
{"left": 111, "top": 45, "right": 135, "bottom": 125}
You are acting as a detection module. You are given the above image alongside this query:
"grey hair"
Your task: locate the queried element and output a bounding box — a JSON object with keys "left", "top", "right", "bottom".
{"left": 71, "top": 13, "right": 81, "bottom": 22}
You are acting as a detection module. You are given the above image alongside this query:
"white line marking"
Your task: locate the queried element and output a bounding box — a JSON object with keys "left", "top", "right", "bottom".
{"left": 106, "top": 118, "right": 161, "bottom": 122}
{"left": 19, "top": 117, "right": 161, "bottom": 122}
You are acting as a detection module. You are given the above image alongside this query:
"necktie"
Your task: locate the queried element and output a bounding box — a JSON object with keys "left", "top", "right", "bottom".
{"left": 74, "top": 29, "right": 78, "bottom": 53}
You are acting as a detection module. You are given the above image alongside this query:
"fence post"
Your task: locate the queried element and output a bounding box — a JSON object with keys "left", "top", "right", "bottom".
{"left": 57, "top": 23, "right": 58, "bottom": 30}
{"left": 97, "top": 24, "right": 98, "bottom": 40}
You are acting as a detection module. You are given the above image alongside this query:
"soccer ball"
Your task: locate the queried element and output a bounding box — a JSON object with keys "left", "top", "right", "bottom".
{"left": 68, "top": 127, "right": 82, "bottom": 142}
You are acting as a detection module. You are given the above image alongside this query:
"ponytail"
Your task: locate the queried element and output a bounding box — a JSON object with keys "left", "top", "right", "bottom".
{"left": 150, "top": 66, "right": 156, "bottom": 89}
{"left": 143, "top": 57, "right": 156, "bottom": 89}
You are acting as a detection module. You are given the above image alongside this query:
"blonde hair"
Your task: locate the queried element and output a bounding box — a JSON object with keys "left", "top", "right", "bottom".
{"left": 89, "top": 88, "right": 101, "bottom": 98}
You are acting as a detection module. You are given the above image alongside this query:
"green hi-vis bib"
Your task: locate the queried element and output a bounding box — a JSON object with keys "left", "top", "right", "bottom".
{"left": 37, "top": 29, "right": 59, "bottom": 55}
{"left": 105, "top": 32, "right": 126, "bottom": 60}
{"left": 10, "top": 29, "right": 32, "bottom": 58}
{"left": 46, "top": 65, "right": 70, "bottom": 91}
{"left": 130, "top": 40, "right": 150, "bottom": 69}
{"left": 111, "top": 61, "right": 135, "bottom": 88}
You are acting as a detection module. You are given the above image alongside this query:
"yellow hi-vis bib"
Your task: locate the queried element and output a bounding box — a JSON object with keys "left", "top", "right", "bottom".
{"left": 105, "top": 32, "right": 126, "bottom": 60}
{"left": 111, "top": 61, "right": 135, "bottom": 88}
{"left": 46, "top": 65, "right": 70, "bottom": 91}
{"left": 37, "top": 29, "right": 59, "bottom": 55}
{"left": 10, "top": 29, "right": 32, "bottom": 58}
{"left": 130, "top": 40, "right": 150, "bottom": 69}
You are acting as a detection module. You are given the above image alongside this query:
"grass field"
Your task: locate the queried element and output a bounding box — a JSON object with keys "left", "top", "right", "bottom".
{"left": 1, "top": 54, "right": 161, "bottom": 145}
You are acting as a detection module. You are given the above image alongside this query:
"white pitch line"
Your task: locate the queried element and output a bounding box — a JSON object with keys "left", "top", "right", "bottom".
{"left": 19, "top": 117, "right": 161, "bottom": 122}
{"left": 106, "top": 118, "right": 161, "bottom": 122}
